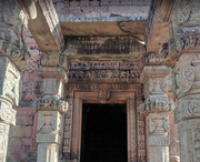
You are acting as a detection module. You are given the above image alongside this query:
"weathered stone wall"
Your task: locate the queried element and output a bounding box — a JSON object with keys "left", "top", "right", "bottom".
{"left": 53, "top": 0, "right": 150, "bottom": 22}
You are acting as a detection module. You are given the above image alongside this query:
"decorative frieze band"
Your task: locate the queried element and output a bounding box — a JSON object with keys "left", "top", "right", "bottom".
{"left": 70, "top": 62, "right": 139, "bottom": 71}
{"left": 68, "top": 70, "right": 140, "bottom": 82}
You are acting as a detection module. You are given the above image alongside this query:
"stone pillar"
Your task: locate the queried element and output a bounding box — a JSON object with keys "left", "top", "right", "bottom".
{"left": 160, "top": 1, "right": 200, "bottom": 162}
{"left": 0, "top": 1, "right": 31, "bottom": 161}
{"left": 33, "top": 52, "right": 68, "bottom": 162}
{"left": 140, "top": 64, "right": 174, "bottom": 162}
{"left": 172, "top": 53, "right": 200, "bottom": 162}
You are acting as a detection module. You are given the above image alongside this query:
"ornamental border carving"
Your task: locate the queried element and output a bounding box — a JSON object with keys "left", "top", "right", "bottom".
{"left": 62, "top": 86, "right": 146, "bottom": 162}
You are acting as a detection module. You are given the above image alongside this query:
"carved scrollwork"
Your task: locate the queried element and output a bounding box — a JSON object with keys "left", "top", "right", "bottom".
{"left": 174, "top": 100, "right": 200, "bottom": 123}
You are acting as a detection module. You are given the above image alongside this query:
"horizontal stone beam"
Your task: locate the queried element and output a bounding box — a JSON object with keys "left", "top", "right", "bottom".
{"left": 145, "top": 0, "right": 174, "bottom": 53}
{"left": 25, "top": 0, "right": 64, "bottom": 52}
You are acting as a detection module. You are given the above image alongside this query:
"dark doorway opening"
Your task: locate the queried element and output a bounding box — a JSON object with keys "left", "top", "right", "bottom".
{"left": 80, "top": 103, "right": 127, "bottom": 162}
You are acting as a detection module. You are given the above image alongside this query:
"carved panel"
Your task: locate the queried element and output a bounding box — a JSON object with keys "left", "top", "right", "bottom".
{"left": 63, "top": 99, "right": 73, "bottom": 159}
{"left": 137, "top": 100, "right": 146, "bottom": 161}
{"left": 64, "top": 36, "right": 146, "bottom": 55}
{"left": 68, "top": 70, "right": 140, "bottom": 82}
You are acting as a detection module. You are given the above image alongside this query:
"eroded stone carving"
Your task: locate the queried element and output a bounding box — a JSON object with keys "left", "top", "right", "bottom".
{"left": 62, "top": 99, "right": 73, "bottom": 159}
{"left": 140, "top": 64, "right": 172, "bottom": 162}
{"left": 64, "top": 36, "right": 146, "bottom": 55}
{"left": 33, "top": 98, "right": 68, "bottom": 114}
{"left": 68, "top": 70, "right": 139, "bottom": 82}
{"left": 0, "top": 28, "right": 31, "bottom": 70}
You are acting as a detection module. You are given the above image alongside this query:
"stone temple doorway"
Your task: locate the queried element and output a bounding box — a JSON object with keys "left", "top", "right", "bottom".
{"left": 66, "top": 91, "right": 146, "bottom": 162}
{"left": 80, "top": 103, "right": 127, "bottom": 162}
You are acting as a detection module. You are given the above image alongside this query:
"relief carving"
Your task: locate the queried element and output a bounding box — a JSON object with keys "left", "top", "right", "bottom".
{"left": 172, "top": 54, "right": 197, "bottom": 98}
{"left": 174, "top": 100, "right": 200, "bottom": 123}
{"left": 0, "top": 57, "right": 20, "bottom": 106}
{"left": 33, "top": 98, "right": 68, "bottom": 114}
{"left": 99, "top": 90, "right": 110, "bottom": 99}
{"left": 148, "top": 113, "right": 170, "bottom": 134}
{"left": 41, "top": 53, "right": 60, "bottom": 67}
{"left": 63, "top": 99, "right": 73, "bottom": 159}
{"left": 36, "top": 111, "right": 63, "bottom": 145}
{"left": 0, "top": 28, "right": 31, "bottom": 70}
{"left": 68, "top": 70, "right": 139, "bottom": 82}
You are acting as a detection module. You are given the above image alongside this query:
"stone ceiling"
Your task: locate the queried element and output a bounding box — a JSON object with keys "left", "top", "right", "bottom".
{"left": 53, "top": 0, "right": 150, "bottom": 40}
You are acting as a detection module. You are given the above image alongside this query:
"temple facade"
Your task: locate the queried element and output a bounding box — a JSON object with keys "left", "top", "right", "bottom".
{"left": 0, "top": 0, "right": 199, "bottom": 162}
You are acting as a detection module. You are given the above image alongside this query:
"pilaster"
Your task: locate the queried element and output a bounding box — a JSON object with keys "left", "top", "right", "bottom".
{"left": 140, "top": 61, "right": 174, "bottom": 162}
{"left": 33, "top": 51, "right": 68, "bottom": 162}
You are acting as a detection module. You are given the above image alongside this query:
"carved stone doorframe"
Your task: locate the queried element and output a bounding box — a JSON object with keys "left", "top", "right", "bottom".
{"left": 66, "top": 90, "right": 146, "bottom": 162}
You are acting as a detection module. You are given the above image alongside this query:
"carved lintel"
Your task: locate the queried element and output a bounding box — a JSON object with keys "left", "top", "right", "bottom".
{"left": 99, "top": 90, "right": 110, "bottom": 100}
{"left": 68, "top": 70, "right": 140, "bottom": 82}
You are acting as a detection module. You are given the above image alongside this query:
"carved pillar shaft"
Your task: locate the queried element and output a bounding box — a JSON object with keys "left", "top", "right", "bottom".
{"left": 0, "top": 55, "right": 29, "bottom": 161}
{"left": 159, "top": 0, "right": 200, "bottom": 161}
{"left": 140, "top": 65, "right": 174, "bottom": 162}
{"left": 172, "top": 53, "right": 200, "bottom": 162}
{"left": 0, "top": 122, "right": 10, "bottom": 162}
{"left": 36, "top": 110, "right": 62, "bottom": 162}
{"left": 33, "top": 52, "right": 68, "bottom": 162}
{"left": 147, "top": 112, "right": 170, "bottom": 162}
